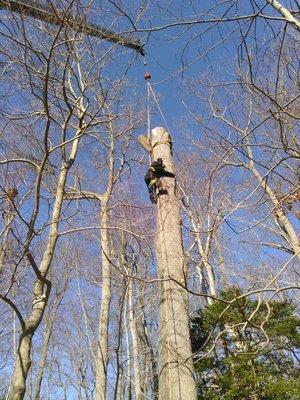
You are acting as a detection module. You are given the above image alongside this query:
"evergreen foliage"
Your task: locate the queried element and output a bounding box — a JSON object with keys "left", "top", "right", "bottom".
{"left": 190, "top": 288, "right": 300, "bottom": 399}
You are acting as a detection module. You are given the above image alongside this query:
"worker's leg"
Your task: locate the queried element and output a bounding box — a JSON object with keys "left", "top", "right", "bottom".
{"left": 149, "top": 184, "right": 157, "bottom": 204}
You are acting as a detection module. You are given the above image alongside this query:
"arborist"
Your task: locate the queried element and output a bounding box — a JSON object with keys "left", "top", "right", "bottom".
{"left": 144, "top": 158, "right": 175, "bottom": 204}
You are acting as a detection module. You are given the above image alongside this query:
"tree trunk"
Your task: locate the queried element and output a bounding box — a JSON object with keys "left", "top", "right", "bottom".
{"left": 124, "top": 296, "right": 132, "bottom": 400}
{"left": 151, "top": 127, "right": 197, "bottom": 400}
{"left": 33, "top": 308, "right": 54, "bottom": 400}
{"left": 0, "top": 197, "right": 13, "bottom": 273}
{"left": 34, "top": 284, "right": 67, "bottom": 400}
{"left": 114, "top": 287, "right": 125, "bottom": 400}
{"left": 95, "top": 200, "right": 112, "bottom": 400}
{"left": 8, "top": 326, "right": 33, "bottom": 400}
{"left": 8, "top": 125, "right": 81, "bottom": 399}
{"left": 128, "top": 280, "right": 142, "bottom": 400}
{"left": 137, "top": 294, "right": 158, "bottom": 399}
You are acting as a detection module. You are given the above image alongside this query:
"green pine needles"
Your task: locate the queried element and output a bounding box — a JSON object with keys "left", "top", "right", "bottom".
{"left": 190, "top": 288, "right": 300, "bottom": 400}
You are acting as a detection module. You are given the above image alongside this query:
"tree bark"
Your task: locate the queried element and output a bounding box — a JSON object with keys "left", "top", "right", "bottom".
{"left": 137, "top": 294, "right": 159, "bottom": 399}
{"left": 95, "top": 122, "right": 116, "bottom": 400}
{"left": 128, "top": 280, "right": 142, "bottom": 400}
{"left": 95, "top": 199, "right": 112, "bottom": 400}
{"left": 8, "top": 326, "right": 33, "bottom": 400}
{"left": 124, "top": 296, "right": 132, "bottom": 400}
{"left": 151, "top": 127, "right": 197, "bottom": 400}
{"left": 34, "top": 282, "right": 67, "bottom": 400}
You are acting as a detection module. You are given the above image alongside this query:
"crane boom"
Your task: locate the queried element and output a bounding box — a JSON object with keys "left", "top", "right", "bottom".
{"left": 0, "top": 0, "right": 145, "bottom": 55}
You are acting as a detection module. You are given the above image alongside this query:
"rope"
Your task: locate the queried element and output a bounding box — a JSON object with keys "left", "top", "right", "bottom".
{"left": 144, "top": 59, "right": 152, "bottom": 163}
{"left": 147, "top": 80, "right": 151, "bottom": 142}
{"left": 144, "top": 60, "right": 171, "bottom": 158}
{"left": 147, "top": 81, "right": 152, "bottom": 164}
{"left": 148, "top": 83, "right": 170, "bottom": 135}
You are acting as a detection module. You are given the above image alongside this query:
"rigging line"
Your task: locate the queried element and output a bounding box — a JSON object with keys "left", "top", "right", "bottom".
{"left": 147, "top": 80, "right": 151, "bottom": 142}
{"left": 147, "top": 80, "right": 152, "bottom": 164}
{"left": 144, "top": 61, "right": 151, "bottom": 141}
{"left": 148, "top": 82, "right": 170, "bottom": 134}
{"left": 144, "top": 61, "right": 152, "bottom": 162}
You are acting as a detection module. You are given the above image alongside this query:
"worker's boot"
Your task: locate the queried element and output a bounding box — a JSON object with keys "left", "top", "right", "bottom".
{"left": 157, "top": 179, "right": 168, "bottom": 196}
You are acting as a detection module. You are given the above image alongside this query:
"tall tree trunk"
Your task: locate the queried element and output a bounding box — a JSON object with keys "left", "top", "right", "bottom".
{"left": 8, "top": 125, "right": 81, "bottom": 399}
{"left": 9, "top": 327, "right": 34, "bottom": 400}
{"left": 33, "top": 307, "right": 54, "bottom": 400}
{"left": 95, "top": 122, "right": 115, "bottom": 399}
{"left": 114, "top": 287, "right": 125, "bottom": 400}
{"left": 0, "top": 195, "right": 14, "bottom": 273}
{"left": 137, "top": 294, "right": 159, "bottom": 399}
{"left": 151, "top": 127, "right": 197, "bottom": 400}
{"left": 95, "top": 199, "right": 112, "bottom": 400}
{"left": 128, "top": 280, "right": 142, "bottom": 400}
{"left": 34, "top": 282, "right": 68, "bottom": 400}
{"left": 124, "top": 295, "right": 132, "bottom": 400}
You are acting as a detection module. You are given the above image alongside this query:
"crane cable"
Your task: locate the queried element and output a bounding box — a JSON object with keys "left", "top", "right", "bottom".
{"left": 143, "top": 60, "right": 170, "bottom": 147}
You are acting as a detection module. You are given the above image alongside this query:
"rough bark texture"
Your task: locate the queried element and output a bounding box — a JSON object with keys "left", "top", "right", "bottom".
{"left": 151, "top": 127, "right": 197, "bottom": 400}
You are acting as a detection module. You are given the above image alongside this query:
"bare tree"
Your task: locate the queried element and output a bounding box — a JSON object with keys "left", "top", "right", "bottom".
{"left": 182, "top": 26, "right": 300, "bottom": 297}
{"left": 0, "top": 2, "right": 142, "bottom": 398}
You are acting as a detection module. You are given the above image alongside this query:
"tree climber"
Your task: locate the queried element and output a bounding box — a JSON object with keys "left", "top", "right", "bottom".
{"left": 144, "top": 158, "right": 175, "bottom": 204}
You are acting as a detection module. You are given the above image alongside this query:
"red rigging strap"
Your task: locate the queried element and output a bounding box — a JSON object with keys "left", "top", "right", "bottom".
{"left": 0, "top": 0, "right": 145, "bottom": 55}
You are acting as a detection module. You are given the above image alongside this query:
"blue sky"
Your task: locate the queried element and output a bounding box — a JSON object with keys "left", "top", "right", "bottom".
{"left": 115, "top": 0, "right": 286, "bottom": 138}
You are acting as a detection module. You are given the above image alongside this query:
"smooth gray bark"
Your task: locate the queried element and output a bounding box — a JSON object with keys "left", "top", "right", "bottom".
{"left": 151, "top": 127, "right": 197, "bottom": 400}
